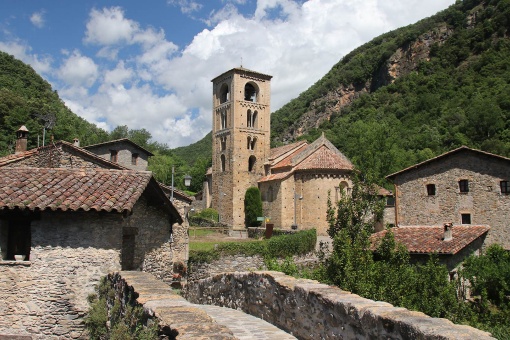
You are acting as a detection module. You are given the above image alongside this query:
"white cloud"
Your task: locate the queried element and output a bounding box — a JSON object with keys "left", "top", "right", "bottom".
{"left": 57, "top": 51, "right": 98, "bottom": 87}
{"left": 30, "top": 11, "right": 45, "bottom": 28}
{"left": 84, "top": 7, "right": 138, "bottom": 46}
{"left": 4, "top": 0, "right": 456, "bottom": 148}
{"left": 0, "top": 41, "right": 52, "bottom": 74}
{"left": 168, "top": 0, "right": 203, "bottom": 14}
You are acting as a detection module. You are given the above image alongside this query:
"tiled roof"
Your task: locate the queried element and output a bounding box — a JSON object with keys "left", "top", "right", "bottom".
{"left": 0, "top": 167, "right": 152, "bottom": 213}
{"left": 158, "top": 183, "right": 193, "bottom": 203}
{"left": 370, "top": 225, "right": 490, "bottom": 255}
{"left": 0, "top": 149, "right": 38, "bottom": 167}
{"left": 269, "top": 141, "right": 308, "bottom": 161}
{"left": 83, "top": 138, "right": 154, "bottom": 156}
{"left": 271, "top": 147, "right": 306, "bottom": 169}
{"left": 386, "top": 146, "right": 510, "bottom": 180}
{"left": 294, "top": 145, "right": 354, "bottom": 171}
{"left": 258, "top": 170, "right": 293, "bottom": 183}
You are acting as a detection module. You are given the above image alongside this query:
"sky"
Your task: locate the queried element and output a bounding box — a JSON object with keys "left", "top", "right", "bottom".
{"left": 0, "top": 0, "right": 455, "bottom": 148}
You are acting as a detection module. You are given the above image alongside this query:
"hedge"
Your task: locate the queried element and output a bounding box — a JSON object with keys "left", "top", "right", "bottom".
{"left": 189, "top": 229, "right": 317, "bottom": 264}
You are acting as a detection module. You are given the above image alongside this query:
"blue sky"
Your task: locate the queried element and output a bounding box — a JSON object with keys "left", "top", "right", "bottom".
{"left": 0, "top": 0, "right": 455, "bottom": 148}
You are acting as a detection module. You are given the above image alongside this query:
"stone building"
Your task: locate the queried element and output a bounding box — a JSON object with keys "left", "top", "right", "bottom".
{"left": 83, "top": 138, "right": 154, "bottom": 171}
{"left": 0, "top": 167, "right": 186, "bottom": 339}
{"left": 386, "top": 146, "right": 510, "bottom": 249}
{"left": 207, "top": 67, "right": 361, "bottom": 235}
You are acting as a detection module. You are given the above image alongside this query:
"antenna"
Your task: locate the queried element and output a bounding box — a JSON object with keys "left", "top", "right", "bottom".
{"left": 240, "top": 57, "right": 243, "bottom": 68}
{"left": 35, "top": 113, "right": 56, "bottom": 146}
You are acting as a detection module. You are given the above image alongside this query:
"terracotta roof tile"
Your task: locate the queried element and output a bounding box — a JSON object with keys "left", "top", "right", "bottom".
{"left": 272, "top": 147, "right": 306, "bottom": 169}
{"left": 269, "top": 141, "right": 308, "bottom": 160}
{"left": 294, "top": 145, "right": 354, "bottom": 171}
{"left": 370, "top": 225, "right": 490, "bottom": 255}
{"left": 0, "top": 168, "right": 152, "bottom": 213}
{"left": 258, "top": 170, "right": 293, "bottom": 183}
{"left": 0, "top": 149, "right": 38, "bottom": 167}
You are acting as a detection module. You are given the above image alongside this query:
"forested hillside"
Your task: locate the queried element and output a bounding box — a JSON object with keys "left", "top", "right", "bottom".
{"left": 272, "top": 0, "right": 510, "bottom": 183}
{"left": 0, "top": 52, "right": 109, "bottom": 156}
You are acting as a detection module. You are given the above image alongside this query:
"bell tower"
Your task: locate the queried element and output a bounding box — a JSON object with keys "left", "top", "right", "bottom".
{"left": 211, "top": 67, "right": 272, "bottom": 228}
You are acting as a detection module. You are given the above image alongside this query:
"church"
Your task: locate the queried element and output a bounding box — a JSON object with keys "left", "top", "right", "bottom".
{"left": 203, "top": 67, "right": 355, "bottom": 236}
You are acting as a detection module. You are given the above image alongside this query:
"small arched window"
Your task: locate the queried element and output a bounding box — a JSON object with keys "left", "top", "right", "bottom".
{"left": 252, "top": 111, "right": 258, "bottom": 129}
{"left": 221, "top": 110, "right": 227, "bottom": 129}
{"left": 244, "top": 83, "right": 257, "bottom": 102}
{"left": 247, "top": 110, "right": 252, "bottom": 127}
{"left": 248, "top": 155, "right": 256, "bottom": 172}
{"left": 221, "top": 154, "right": 226, "bottom": 172}
{"left": 221, "top": 137, "right": 227, "bottom": 151}
{"left": 219, "top": 84, "right": 229, "bottom": 104}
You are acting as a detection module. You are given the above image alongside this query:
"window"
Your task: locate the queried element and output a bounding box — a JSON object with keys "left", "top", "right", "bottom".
{"left": 110, "top": 150, "right": 118, "bottom": 163}
{"left": 247, "top": 136, "right": 256, "bottom": 150}
{"left": 220, "top": 154, "right": 226, "bottom": 172}
{"left": 386, "top": 196, "right": 395, "bottom": 207}
{"left": 221, "top": 111, "right": 227, "bottom": 129}
{"left": 426, "top": 184, "right": 436, "bottom": 196}
{"left": 461, "top": 213, "right": 471, "bottom": 224}
{"left": 1, "top": 219, "right": 31, "bottom": 261}
{"left": 248, "top": 155, "right": 256, "bottom": 172}
{"left": 459, "top": 179, "right": 469, "bottom": 193}
{"left": 501, "top": 181, "right": 510, "bottom": 194}
{"left": 220, "top": 137, "right": 227, "bottom": 151}
{"left": 219, "top": 84, "right": 229, "bottom": 104}
{"left": 244, "top": 83, "right": 257, "bottom": 102}
{"left": 247, "top": 110, "right": 258, "bottom": 128}
{"left": 131, "top": 153, "right": 138, "bottom": 165}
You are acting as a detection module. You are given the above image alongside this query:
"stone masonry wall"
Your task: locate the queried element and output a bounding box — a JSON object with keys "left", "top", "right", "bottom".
{"left": 186, "top": 271, "right": 495, "bottom": 340}
{"left": 394, "top": 151, "right": 510, "bottom": 249}
{"left": 0, "top": 211, "right": 123, "bottom": 339}
{"left": 86, "top": 141, "right": 149, "bottom": 171}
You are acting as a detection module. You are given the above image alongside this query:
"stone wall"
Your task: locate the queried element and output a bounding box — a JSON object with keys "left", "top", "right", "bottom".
{"left": 187, "top": 252, "right": 319, "bottom": 282}
{"left": 186, "top": 271, "right": 495, "bottom": 340}
{"left": 5, "top": 144, "right": 105, "bottom": 169}
{"left": 0, "top": 211, "right": 123, "bottom": 339}
{"left": 393, "top": 151, "right": 510, "bottom": 249}
{"left": 0, "top": 196, "right": 188, "bottom": 339}
{"left": 85, "top": 141, "right": 150, "bottom": 171}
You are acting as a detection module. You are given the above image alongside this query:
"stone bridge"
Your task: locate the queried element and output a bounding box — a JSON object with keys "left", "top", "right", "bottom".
{"left": 112, "top": 271, "right": 494, "bottom": 339}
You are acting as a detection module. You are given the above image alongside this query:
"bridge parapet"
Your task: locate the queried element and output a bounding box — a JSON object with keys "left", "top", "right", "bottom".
{"left": 185, "top": 271, "right": 495, "bottom": 340}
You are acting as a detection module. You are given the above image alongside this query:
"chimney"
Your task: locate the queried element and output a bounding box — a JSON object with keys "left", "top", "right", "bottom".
{"left": 73, "top": 138, "right": 80, "bottom": 147}
{"left": 15, "top": 125, "right": 29, "bottom": 154}
{"left": 443, "top": 222, "right": 453, "bottom": 241}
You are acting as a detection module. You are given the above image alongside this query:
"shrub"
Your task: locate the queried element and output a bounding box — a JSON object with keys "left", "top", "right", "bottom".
{"left": 188, "top": 229, "right": 317, "bottom": 264}
{"left": 195, "top": 208, "right": 219, "bottom": 222}
{"left": 244, "top": 187, "right": 263, "bottom": 228}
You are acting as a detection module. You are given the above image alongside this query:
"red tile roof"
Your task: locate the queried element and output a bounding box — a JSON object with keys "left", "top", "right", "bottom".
{"left": 269, "top": 141, "right": 308, "bottom": 160}
{"left": 0, "top": 149, "right": 38, "bottom": 167}
{"left": 370, "top": 225, "right": 490, "bottom": 255}
{"left": 0, "top": 168, "right": 153, "bottom": 213}
{"left": 271, "top": 147, "right": 306, "bottom": 169}
{"left": 258, "top": 170, "right": 293, "bottom": 183}
{"left": 294, "top": 145, "right": 354, "bottom": 171}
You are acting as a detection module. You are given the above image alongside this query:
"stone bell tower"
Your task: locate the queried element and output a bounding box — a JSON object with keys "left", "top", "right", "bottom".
{"left": 211, "top": 67, "right": 272, "bottom": 228}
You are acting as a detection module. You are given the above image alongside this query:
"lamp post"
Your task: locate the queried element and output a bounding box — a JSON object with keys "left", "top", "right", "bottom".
{"left": 170, "top": 166, "right": 191, "bottom": 201}
{"left": 291, "top": 189, "right": 303, "bottom": 230}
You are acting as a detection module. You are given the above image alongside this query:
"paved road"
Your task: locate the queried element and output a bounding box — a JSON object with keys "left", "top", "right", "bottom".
{"left": 194, "top": 304, "right": 297, "bottom": 340}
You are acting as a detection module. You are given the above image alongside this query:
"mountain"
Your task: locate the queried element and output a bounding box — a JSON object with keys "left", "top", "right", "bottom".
{"left": 271, "top": 0, "right": 510, "bottom": 182}
{"left": 0, "top": 51, "right": 109, "bottom": 156}
{"left": 177, "top": 0, "right": 510, "bottom": 184}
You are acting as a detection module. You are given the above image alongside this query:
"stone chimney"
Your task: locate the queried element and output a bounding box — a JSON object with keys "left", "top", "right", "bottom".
{"left": 73, "top": 138, "right": 80, "bottom": 147}
{"left": 15, "top": 125, "right": 29, "bottom": 154}
{"left": 443, "top": 222, "right": 453, "bottom": 241}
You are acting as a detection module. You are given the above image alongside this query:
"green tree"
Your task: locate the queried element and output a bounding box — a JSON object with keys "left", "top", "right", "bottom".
{"left": 244, "top": 187, "right": 263, "bottom": 228}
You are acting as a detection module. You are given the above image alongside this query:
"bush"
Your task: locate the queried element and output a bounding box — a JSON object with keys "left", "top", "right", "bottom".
{"left": 194, "top": 208, "right": 219, "bottom": 222}
{"left": 244, "top": 187, "right": 263, "bottom": 228}
{"left": 188, "top": 229, "right": 317, "bottom": 264}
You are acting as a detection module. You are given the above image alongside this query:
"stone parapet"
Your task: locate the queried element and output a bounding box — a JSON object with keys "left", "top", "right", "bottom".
{"left": 110, "top": 271, "right": 235, "bottom": 339}
{"left": 185, "top": 271, "right": 495, "bottom": 340}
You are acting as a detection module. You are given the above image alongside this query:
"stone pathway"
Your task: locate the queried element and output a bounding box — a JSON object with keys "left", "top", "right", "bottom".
{"left": 194, "top": 304, "right": 296, "bottom": 340}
